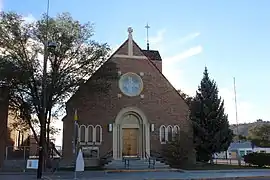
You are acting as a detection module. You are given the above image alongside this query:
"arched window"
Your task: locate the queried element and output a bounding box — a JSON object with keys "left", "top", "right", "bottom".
{"left": 167, "top": 125, "right": 173, "bottom": 142}
{"left": 87, "top": 125, "right": 94, "bottom": 143}
{"left": 173, "top": 125, "right": 180, "bottom": 139}
{"left": 79, "top": 125, "right": 86, "bottom": 143}
{"left": 159, "top": 125, "right": 166, "bottom": 144}
{"left": 95, "top": 125, "right": 102, "bottom": 144}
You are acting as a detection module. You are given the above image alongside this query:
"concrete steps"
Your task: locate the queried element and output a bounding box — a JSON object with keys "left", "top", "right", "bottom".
{"left": 105, "top": 159, "right": 170, "bottom": 170}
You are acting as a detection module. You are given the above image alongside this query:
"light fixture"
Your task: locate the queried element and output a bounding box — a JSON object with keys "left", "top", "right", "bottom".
{"left": 151, "top": 124, "right": 155, "bottom": 132}
{"left": 108, "top": 124, "right": 113, "bottom": 132}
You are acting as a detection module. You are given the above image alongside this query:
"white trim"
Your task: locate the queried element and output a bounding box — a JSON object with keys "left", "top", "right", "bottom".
{"left": 113, "top": 54, "right": 148, "bottom": 59}
{"left": 95, "top": 125, "right": 102, "bottom": 145}
{"left": 159, "top": 125, "right": 166, "bottom": 144}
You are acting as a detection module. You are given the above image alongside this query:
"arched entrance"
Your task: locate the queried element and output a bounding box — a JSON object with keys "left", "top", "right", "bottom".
{"left": 113, "top": 107, "right": 150, "bottom": 160}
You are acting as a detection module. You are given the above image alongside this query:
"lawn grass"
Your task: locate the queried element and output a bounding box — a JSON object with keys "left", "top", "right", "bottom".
{"left": 184, "top": 163, "right": 270, "bottom": 170}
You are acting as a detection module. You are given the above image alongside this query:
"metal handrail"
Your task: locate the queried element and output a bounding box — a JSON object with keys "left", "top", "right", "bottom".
{"left": 100, "top": 149, "right": 113, "bottom": 165}
{"left": 123, "top": 157, "right": 130, "bottom": 169}
{"left": 145, "top": 151, "right": 155, "bottom": 169}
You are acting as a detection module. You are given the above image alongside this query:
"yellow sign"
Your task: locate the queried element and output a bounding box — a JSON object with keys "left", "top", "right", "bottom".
{"left": 74, "top": 109, "right": 78, "bottom": 121}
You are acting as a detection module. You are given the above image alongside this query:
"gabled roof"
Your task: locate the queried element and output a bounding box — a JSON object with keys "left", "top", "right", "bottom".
{"left": 63, "top": 28, "right": 190, "bottom": 121}
{"left": 142, "top": 50, "right": 162, "bottom": 61}
{"left": 228, "top": 141, "right": 258, "bottom": 150}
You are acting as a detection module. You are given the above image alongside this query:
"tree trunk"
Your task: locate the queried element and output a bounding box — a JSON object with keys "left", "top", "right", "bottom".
{"left": 210, "top": 154, "right": 214, "bottom": 164}
{"left": 46, "top": 110, "right": 52, "bottom": 156}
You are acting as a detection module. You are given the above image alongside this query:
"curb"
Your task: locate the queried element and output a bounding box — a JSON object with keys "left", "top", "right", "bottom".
{"left": 183, "top": 169, "right": 270, "bottom": 173}
{"left": 144, "top": 176, "right": 270, "bottom": 180}
{"left": 105, "top": 168, "right": 185, "bottom": 173}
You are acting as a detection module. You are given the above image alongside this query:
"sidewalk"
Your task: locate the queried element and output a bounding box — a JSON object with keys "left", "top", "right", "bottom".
{"left": 1, "top": 170, "right": 270, "bottom": 180}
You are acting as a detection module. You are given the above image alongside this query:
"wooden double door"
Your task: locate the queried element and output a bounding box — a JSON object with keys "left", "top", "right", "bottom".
{"left": 122, "top": 128, "right": 139, "bottom": 157}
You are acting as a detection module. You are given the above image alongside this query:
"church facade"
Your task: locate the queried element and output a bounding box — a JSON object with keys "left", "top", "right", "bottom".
{"left": 61, "top": 28, "right": 193, "bottom": 166}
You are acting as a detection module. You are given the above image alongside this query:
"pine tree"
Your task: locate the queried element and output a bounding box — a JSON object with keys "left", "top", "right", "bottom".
{"left": 190, "top": 67, "right": 233, "bottom": 162}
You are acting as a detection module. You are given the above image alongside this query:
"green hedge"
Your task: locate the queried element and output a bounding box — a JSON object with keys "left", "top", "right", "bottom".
{"left": 243, "top": 152, "right": 270, "bottom": 167}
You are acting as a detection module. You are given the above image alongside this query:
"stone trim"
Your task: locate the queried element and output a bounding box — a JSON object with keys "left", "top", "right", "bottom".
{"left": 113, "top": 107, "right": 150, "bottom": 160}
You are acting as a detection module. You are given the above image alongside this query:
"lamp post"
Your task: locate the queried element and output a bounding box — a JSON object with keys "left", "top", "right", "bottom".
{"left": 37, "top": 40, "right": 57, "bottom": 179}
{"left": 37, "top": 0, "right": 52, "bottom": 178}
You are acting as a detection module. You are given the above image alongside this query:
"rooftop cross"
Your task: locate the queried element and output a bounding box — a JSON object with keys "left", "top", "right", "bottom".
{"left": 128, "top": 27, "right": 133, "bottom": 36}
{"left": 127, "top": 27, "right": 133, "bottom": 56}
{"left": 145, "top": 23, "right": 150, "bottom": 50}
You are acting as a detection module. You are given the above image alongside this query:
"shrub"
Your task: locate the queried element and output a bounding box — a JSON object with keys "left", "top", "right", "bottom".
{"left": 243, "top": 152, "right": 270, "bottom": 167}
{"left": 162, "top": 132, "right": 196, "bottom": 168}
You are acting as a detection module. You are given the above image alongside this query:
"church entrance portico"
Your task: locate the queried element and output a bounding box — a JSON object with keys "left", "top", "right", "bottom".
{"left": 113, "top": 107, "right": 150, "bottom": 160}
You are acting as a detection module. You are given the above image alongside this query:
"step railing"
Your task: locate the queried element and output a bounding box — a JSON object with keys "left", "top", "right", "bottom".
{"left": 100, "top": 149, "right": 113, "bottom": 166}
{"left": 145, "top": 151, "right": 155, "bottom": 169}
{"left": 122, "top": 157, "right": 130, "bottom": 169}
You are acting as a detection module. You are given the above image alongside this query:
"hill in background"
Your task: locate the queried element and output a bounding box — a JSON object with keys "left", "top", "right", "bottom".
{"left": 230, "top": 119, "right": 270, "bottom": 137}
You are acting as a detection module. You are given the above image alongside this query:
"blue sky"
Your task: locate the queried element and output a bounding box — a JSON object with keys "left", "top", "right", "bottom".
{"left": 1, "top": 0, "right": 270, "bottom": 126}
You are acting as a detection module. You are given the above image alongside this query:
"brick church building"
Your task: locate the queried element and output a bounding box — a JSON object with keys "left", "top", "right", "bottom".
{"left": 61, "top": 28, "right": 194, "bottom": 167}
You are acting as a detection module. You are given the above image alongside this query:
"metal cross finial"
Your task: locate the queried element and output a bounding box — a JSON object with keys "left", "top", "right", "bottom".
{"left": 145, "top": 23, "right": 150, "bottom": 50}
{"left": 128, "top": 27, "right": 133, "bottom": 34}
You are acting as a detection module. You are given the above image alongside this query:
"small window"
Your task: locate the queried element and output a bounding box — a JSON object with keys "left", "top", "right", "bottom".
{"left": 79, "top": 125, "right": 86, "bottom": 142}
{"left": 95, "top": 125, "right": 102, "bottom": 144}
{"left": 159, "top": 125, "right": 166, "bottom": 144}
{"left": 173, "top": 125, "right": 180, "bottom": 138}
{"left": 87, "top": 125, "right": 94, "bottom": 143}
{"left": 239, "top": 150, "right": 245, "bottom": 157}
{"left": 167, "top": 126, "right": 173, "bottom": 142}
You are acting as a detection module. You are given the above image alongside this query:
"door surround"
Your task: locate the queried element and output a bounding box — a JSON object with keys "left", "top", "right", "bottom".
{"left": 113, "top": 107, "right": 150, "bottom": 160}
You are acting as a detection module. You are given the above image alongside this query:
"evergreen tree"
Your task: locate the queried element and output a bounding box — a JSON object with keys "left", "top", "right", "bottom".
{"left": 190, "top": 67, "right": 233, "bottom": 162}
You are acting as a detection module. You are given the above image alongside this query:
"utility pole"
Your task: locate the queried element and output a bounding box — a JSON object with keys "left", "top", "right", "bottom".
{"left": 233, "top": 77, "right": 239, "bottom": 136}
{"left": 37, "top": 0, "right": 50, "bottom": 178}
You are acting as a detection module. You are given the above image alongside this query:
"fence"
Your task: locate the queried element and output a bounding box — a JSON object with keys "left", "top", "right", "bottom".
{"left": 213, "top": 158, "right": 247, "bottom": 166}
{"left": 5, "top": 145, "right": 62, "bottom": 160}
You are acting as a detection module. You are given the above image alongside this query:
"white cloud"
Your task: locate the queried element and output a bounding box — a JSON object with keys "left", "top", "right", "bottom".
{"left": 22, "top": 14, "right": 36, "bottom": 23}
{"left": 165, "top": 45, "right": 203, "bottom": 63}
{"left": 149, "top": 29, "right": 166, "bottom": 46}
{"left": 178, "top": 32, "right": 201, "bottom": 44}
{"left": 151, "top": 30, "right": 203, "bottom": 101}
{"left": 150, "top": 29, "right": 257, "bottom": 125}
